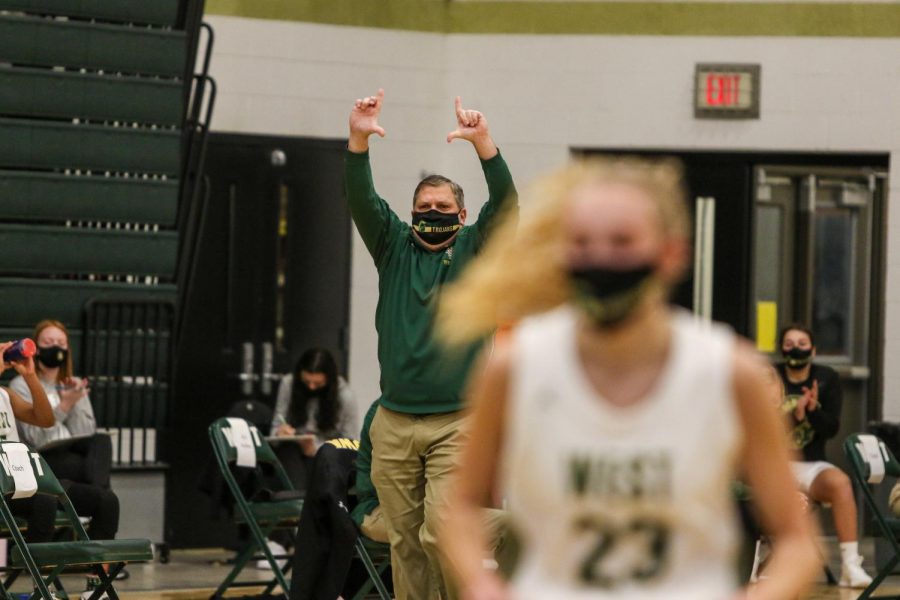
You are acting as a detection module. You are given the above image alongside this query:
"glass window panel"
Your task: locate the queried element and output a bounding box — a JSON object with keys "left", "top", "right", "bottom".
{"left": 812, "top": 208, "right": 854, "bottom": 356}
{"left": 754, "top": 205, "right": 782, "bottom": 302}
{"left": 752, "top": 204, "right": 784, "bottom": 353}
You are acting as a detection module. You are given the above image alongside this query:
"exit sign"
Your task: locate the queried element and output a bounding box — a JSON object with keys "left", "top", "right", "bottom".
{"left": 694, "top": 63, "right": 760, "bottom": 119}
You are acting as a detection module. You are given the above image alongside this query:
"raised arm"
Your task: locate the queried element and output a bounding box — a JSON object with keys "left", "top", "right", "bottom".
{"left": 0, "top": 345, "right": 54, "bottom": 429}
{"left": 445, "top": 97, "right": 518, "bottom": 242}
{"left": 345, "top": 89, "right": 403, "bottom": 265}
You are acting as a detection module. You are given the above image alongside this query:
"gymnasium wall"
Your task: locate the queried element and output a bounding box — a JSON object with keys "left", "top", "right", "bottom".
{"left": 201, "top": 10, "right": 900, "bottom": 419}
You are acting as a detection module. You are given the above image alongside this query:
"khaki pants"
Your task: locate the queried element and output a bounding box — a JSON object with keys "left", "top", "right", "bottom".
{"left": 370, "top": 406, "right": 466, "bottom": 600}
{"left": 361, "top": 507, "right": 516, "bottom": 574}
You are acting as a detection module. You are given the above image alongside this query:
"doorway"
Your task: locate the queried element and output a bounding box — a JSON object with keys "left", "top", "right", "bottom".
{"left": 752, "top": 164, "right": 888, "bottom": 467}
{"left": 578, "top": 148, "right": 889, "bottom": 471}
{"left": 166, "top": 134, "right": 351, "bottom": 547}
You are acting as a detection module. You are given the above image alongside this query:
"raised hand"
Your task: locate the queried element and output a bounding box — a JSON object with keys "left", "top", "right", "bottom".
{"left": 0, "top": 343, "right": 35, "bottom": 378}
{"left": 348, "top": 89, "right": 386, "bottom": 152}
{"left": 447, "top": 96, "right": 497, "bottom": 159}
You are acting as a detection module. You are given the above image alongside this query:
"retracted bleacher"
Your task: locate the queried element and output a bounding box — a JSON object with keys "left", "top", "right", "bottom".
{"left": 0, "top": 0, "right": 213, "bottom": 468}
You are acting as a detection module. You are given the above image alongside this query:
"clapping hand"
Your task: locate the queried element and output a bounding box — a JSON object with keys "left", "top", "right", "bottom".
{"left": 801, "top": 380, "right": 818, "bottom": 411}
{"left": 58, "top": 377, "right": 89, "bottom": 412}
{"left": 793, "top": 380, "right": 818, "bottom": 421}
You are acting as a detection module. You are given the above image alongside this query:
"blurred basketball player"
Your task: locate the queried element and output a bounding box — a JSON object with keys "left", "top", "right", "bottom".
{"left": 436, "top": 158, "right": 820, "bottom": 599}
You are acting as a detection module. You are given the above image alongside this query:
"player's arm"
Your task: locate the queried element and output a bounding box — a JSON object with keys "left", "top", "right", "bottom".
{"left": 0, "top": 346, "right": 54, "bottom": 428}
{"left": 441, "top": 343, "right": 513, "bottom": 600}
{"left": 733, "top": 342, "right": 819, "bottom": 600}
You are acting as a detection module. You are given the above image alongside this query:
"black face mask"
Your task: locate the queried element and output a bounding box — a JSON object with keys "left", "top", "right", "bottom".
{"left": 570, "top": 264, "right": 656, "bottom": 328}
{"left": 36, "top": 345, "right": 68, "bottom": 369}
{"left": 783, "top": 347, "right": 813, "bottom": 369}
{"left": 411, "top": 210, "right": 462, "bottom": 246}
{"left": 302, "top": 384, "right": 326, "bottom": 399}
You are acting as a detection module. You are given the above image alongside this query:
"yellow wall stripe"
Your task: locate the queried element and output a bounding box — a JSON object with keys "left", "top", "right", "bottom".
{"left": 205, "top": 1, "right": 900, "bottom": 37}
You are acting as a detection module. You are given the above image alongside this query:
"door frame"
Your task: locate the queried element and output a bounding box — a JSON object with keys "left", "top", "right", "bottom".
{"left": 574, "top": 147, "right": 889, "bottom": 421}
{"left": 167, "top": 132, "right": 352, "bottom": 547}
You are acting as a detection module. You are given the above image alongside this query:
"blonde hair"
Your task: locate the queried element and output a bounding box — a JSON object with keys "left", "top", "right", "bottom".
{"left": 762, "top": 361, "right": 785, "bottom": 406}
{"left": 33, "top": 319, "right": 74, "bottom": 383}
{"left": 437, "top": 156, "right": 689, "bottom": 346}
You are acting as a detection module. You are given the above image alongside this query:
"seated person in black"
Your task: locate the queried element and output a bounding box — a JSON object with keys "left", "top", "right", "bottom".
{"left": 776, "top": 323, "right": 870, "bottom": 588}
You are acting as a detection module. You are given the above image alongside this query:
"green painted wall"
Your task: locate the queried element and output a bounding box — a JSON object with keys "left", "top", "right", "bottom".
{"left": 205, "top": 1, "right": 900, "bottom": 37}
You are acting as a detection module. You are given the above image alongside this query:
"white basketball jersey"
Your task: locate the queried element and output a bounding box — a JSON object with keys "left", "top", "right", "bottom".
{"left": 0, "top": 388, "right": 20, "bottom": 442}
{"left": 502, "top": 307, "right": 742, "bottom": 599}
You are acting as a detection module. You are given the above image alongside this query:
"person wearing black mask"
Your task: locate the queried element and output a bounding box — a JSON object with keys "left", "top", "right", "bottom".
{"left": 776, "top": 323, "right": 872, "bottom": 588}
{"left": 10, "top": 320, "right": 115, "bottom": 490}
{"left": 7, "top": 320, "right": 120, "bottom": 552}
{"left": 270, "top": 348, "right": 358, "bottom": 492}
{"left": 435, "top": 158, "right": 819, "bottom": 600}
{"left": 346, "top": 90, "right": 517, "bottom": 600}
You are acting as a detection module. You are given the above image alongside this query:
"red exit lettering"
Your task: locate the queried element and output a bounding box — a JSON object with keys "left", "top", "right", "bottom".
{"left": 705, "top": 74, "right": 742, "bottom": 107}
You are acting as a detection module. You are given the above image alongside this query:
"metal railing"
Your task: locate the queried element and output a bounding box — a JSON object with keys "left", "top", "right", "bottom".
{"left": 83, "top": 299, "right": 174, "bottom": 467}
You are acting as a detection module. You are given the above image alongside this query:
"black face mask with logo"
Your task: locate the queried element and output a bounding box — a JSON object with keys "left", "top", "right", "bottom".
{"left": 412, "top": 210, "right": 462, "bottom": 245}
{"left": 783, "top": 347, "right": 813, "bottom": 370}
{"left": 569, "top": 263, "right": 657, "bottom": 328}
{"left": 36, "top": 345, "right": 68, "bottom": 369}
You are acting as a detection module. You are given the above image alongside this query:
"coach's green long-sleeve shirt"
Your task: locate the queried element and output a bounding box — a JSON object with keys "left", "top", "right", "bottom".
{"left": 345, "top": 149, "right": 517, "bottom": 414}
{"left": 350, "top": 399, "right": 379, "bottom": 527}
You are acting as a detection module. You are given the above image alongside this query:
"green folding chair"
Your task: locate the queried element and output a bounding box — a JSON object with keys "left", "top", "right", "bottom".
{"left": 844, "top": 432, "right": 900, "bottom": 600}
{"left": 351, "top": 535, "right": 391, "bottom": 600}
{"left": 0, "top": 442, "right": 152, "bottom": 600}
{"left": 0, "top": 511, "right": 94, "bottom": 592}
{"left": 208, "top": 417, "right": 304, "bottom": 599}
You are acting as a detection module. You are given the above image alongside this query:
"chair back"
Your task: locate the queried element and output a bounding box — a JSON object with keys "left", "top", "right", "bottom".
{"left": 0, "top": 441, "right": 90, "bottom": 540}
{"left": 208, "top": 417, "right": 294, "bottom": 495}
{"left": 209, "top": 417, "right": 281, "bottom": 466}
{"left": 844, "top": 433, "right": 900, "bottom": 485}
{"left": 0, "top": 442, "right": 67, "bottom": 498}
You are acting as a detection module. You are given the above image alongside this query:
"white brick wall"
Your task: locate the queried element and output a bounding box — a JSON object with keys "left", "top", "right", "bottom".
{"left": 205, "top": 15, "right": 900, "bottom": 418}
